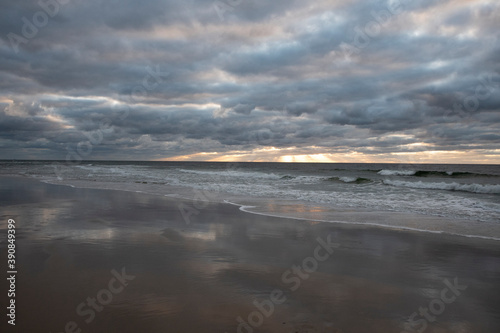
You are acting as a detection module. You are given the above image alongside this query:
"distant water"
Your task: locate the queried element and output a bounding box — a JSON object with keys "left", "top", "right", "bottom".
{"left": 1, "top": 160, "right": 499, "bottom": 234}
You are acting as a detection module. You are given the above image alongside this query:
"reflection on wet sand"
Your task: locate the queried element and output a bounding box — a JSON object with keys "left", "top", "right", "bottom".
{"left": 1, "top": 176, "right": 500, "bottom": 333}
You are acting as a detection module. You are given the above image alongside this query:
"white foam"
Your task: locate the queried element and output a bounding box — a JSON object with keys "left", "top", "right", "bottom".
{"left": 383, "top": 180, "right": 500, "bottom": 194}
{"left": 222, "top": 200, "right": 500, "bottom": 242}
{"left": 378, "top": 169, "right": 416, "bottom": 176}
{"left": 177, "top": 168, "right": 281, "bottom": 180}
{"left": 292, "top": 175, "right": 324, "bottom": 184}
{"left": 337, "top": 176, "right": 357, "bottom": 183}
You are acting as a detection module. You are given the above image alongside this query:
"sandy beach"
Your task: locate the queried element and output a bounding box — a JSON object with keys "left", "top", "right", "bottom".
{"left": 1, "top": 175, "right": 500, "bottom": 333}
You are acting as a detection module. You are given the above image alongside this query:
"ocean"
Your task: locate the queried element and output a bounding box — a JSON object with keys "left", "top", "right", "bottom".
{"left": 1, "top": 160, "right": 499, "bottom": 239}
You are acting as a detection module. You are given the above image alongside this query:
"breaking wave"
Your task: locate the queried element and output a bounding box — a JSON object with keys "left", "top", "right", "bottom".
{"left": 378, "top": 170, "right": 416, "bottom": 176}
{"left": 383, "top": 180, "right": 500, "bottom": 194}
{"left": 377, "top": 169, "right": 497, "bottom": 178}
{"left": 327, "top": 176, "right": 372, "bottom": 184}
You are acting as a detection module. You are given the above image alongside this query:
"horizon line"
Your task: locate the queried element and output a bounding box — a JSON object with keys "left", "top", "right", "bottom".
{"left": 0, "top": 159, "right": 499, "bottom": 165}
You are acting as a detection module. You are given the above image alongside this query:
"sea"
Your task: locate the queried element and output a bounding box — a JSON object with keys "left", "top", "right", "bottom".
{"left": 1, "top": 160, "right": 499, "bottom": 239}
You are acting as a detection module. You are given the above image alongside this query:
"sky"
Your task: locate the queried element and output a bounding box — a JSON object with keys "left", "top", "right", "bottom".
{"left": 0, "top": 0, "right": 499, "bottom": 163}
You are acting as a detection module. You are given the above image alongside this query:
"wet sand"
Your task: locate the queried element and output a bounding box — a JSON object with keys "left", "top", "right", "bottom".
{"left": 1, "top": 176, "right": 500, "bottom": 333}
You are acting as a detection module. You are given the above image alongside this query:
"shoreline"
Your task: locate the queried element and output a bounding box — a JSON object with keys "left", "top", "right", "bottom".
{"left": 7, "top": 173, "right": 500, "bottom": 242}
{"left": 226, "top": 200, "right": 500, "bottom": 242}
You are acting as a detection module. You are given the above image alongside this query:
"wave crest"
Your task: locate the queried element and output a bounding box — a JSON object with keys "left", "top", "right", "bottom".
{"left": 327, "top": 176, "right": 371, "bottom": 184}
{"left": 378, "top": 169, "right": 416, "bottom": 176}
{"left": 383, "top": 180, "right": 500, "bottom": 194}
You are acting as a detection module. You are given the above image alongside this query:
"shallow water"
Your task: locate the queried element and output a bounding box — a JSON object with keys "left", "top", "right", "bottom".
{"left": 3, "top": 160, "right": 500, "bottom": 239}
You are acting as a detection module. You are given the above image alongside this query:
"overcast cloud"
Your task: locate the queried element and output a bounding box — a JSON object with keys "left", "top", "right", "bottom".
{"left": 0, "top": 0, "right": 499, "bottom": 162}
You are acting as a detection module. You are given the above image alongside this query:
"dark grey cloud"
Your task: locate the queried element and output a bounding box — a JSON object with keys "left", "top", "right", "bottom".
{"left": 0, "top": 0, "right": 499, "bottom": 161}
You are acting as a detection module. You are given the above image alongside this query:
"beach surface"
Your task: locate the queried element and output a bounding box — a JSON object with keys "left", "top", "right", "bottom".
{"left": 1, "top": 175, "right": 500, "bottom": 333}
